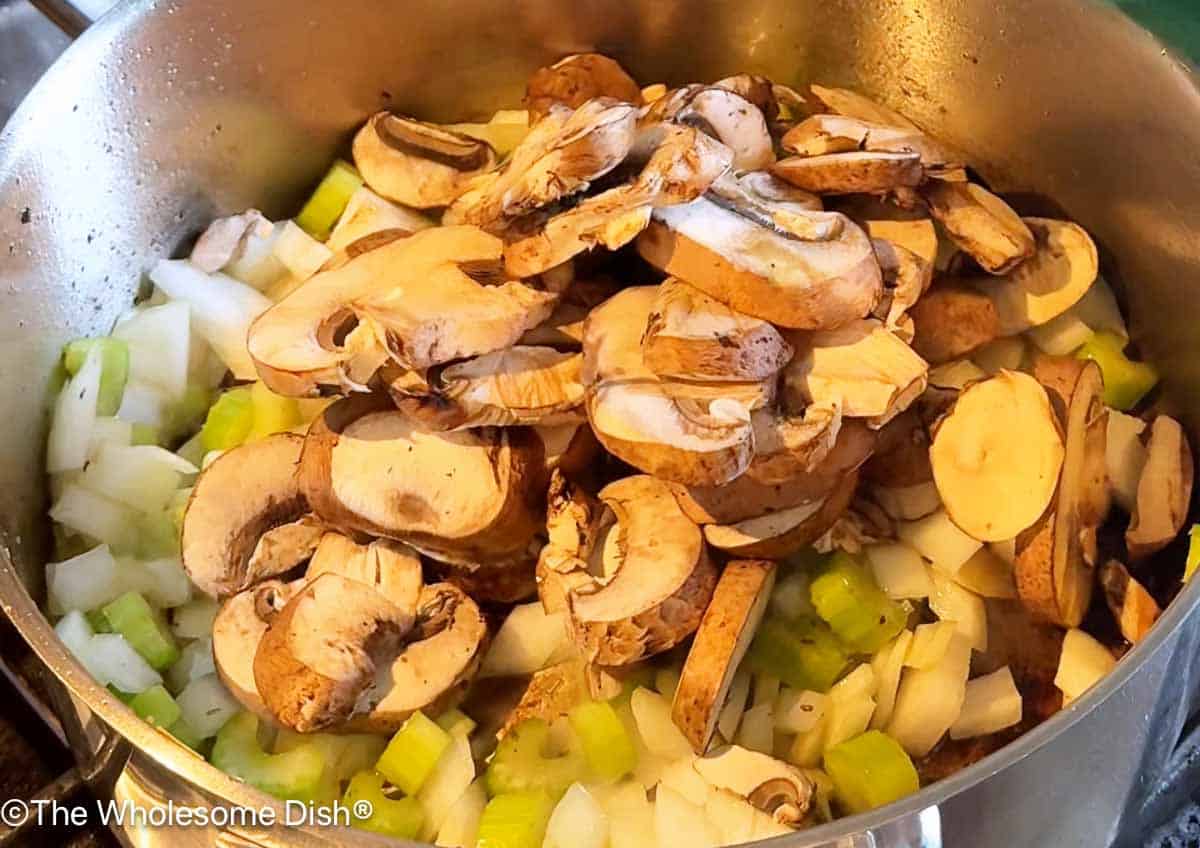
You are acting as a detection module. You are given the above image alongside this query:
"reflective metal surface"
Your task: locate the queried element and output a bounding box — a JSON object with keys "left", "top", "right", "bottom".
{"left": 1, "top": 0, "right": 1199, "bottom": 845}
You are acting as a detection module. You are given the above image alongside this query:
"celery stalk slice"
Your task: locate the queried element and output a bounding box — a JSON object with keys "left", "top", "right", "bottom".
{"left": 100, "top": 591, "right": 180, "bottom": 671}
{"left": 199, "top": 387, "right": 254, "bottom": 451}
{"left": 475, "top": 791, "right": 556, "bottom": 848}
{"left": 343, "top": 770, "right": 424, "bottom": 839}
{"left": 130, "top": 683, "right": 183, "bottom": 728}
{"left": 1186, "top": 525, "right": 1200, "bottom": 583}
{"left": 63, "top": 337, "right": 130, "bottom": 417}
{"left": 246, "top": 381, "right": 300, "bottom": 440}
{"left": 823, "top": 730, "right": 919, "bottom": 814}
{"left": 211, "top": 712, "right": 328, "bottom": 802}
{"left": 295, "top": 160, "right": 364, "bottom": 241}
{"left": 1076, "top": 330, "right": 1158, "bottom": 411}
{"left": 747, "top": 615, "right": 850, "bottom": 693}
{"left": 376, "top": 711, "right": 451, "bottom": 796}
{"left": 810, "top": 553, "right": 908, "bottom": 653}
{"left": 568, "top": 700, "right": 637, "bottom": 782}
{"left": 485, "top": 718, "right": 587, "bottom": 800}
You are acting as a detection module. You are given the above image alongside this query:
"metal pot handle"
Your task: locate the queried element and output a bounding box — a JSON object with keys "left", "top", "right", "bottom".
{"left": 28, "top": 0, "right": 97, "bottom": 38}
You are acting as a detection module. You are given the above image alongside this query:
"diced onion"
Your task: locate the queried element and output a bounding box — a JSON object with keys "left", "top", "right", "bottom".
{"left": 112, "top": 301, "right": 191, "bottom": 401}
{"left": 928, "top": 571, "right": 988, "bottom": 652}
{"left": 776, "top": 688, "right": 828, "bottom": 734}
{"left": 897, "top": 510, "right": 982, "bottom": 574}
{"left": 866, "top": 543, "right": 933, "bottom": 599}
{"left": 949, "top": 666, "right": 1023, "bottom": 739}
{"left": 1054, "top": 628, "right": 1117, "bottom": 703}
{"left": 176, "top": 673, "right": 241, "bottom": 738}
{"left": 478, "top": 603, "right": 571, "bottom": 678}
{"left": 46, "top": 344, "right": 103, "bottom": 474}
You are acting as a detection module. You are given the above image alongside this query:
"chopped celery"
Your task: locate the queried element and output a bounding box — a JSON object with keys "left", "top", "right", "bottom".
{"left": 1076, "top": 330, "right": 1158, "bottom": 411}
{"left": 100, "top": 592, "right": 180, "bottom": 671}
{"left": 167, "top": 717, "right": 206, "bottom": 751}
{"left": 166, "top": 384, "right": 213, "bottom": 441}
{"left": 823, "top": 730, "right": 919, "bottom": 814}
{"left": 295, "top": 160, "right": 364, "bottom": 240}
{"left": 129, "top": 683, "right": 182, "bottom": 728}
{"left": 63, "top": 337, "right": 129, "bottom": 417}
{"left": 130, "top": 423, "right": 160, "bottom": 446}
{"left": 246, "top": 381, "right": 300, "bottom": 440}
{"left": 376, "top": 711, "right": 451, "bottom": 795}
{"left": 107, "top": 684, "right": 136, "bottom": 704}
{"left": 747, "top": 615, "right": 850, "bottom": 693}
{"left": 1187, "top": 525, "right": 1200, "bottom": 583}
{"left": 343, "top": 770, "right": 424, "bottom": 839}
{"left": 568, "top": 700, "right": 637, "bottom": 782}
{"left": 436, "top": 707, "right": 478, "bottom": 738}
{"left": 810, "top": 554, "right": 907, "bottom": 653}
{"left": 211, "top": 712, "right": 328, "bottom": 803}
{"left": 87, "top": 608, "right": 113, "bottom": 633}
{"left": 485, "top": 719, "right": 587, "bottom": 800}
{"left": 134, "top": 509, "right": 181, "bottom": 559}
{"left": 475, "top": 791, "right": 556, "bottom": 848}
{"left": 199, "top": 387, "right": 254, "bottom": 451}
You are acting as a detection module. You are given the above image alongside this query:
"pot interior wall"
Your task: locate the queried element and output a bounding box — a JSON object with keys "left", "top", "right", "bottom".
{"left": 1, "top": 0, "right": 1199, "bottom": 601}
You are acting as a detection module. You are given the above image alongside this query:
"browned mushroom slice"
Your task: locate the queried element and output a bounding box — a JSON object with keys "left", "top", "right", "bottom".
{"left": 562, "top": 475, "right": 717, "bottom": 666}
{"left": 1014, "top": 362, "right": 1109, "bottom": 627}
{"left": 525, "top": 54, "right": 643, "bottom": 121}
{"left": 305, "top": 533, "right": 424, "bottom": 613}
{"left": 181, "top": 434, "right": 309, "bottom": 599}
{"left": 969, "top": 218, "right": 1099, "bottom": 334}
{"left": 644, "top": 278, "right": 793, "bottom": 382}
{"left": 438, "top": 560, "right": 539, "bottom": 605}
{"left": 745, "top": 403, "right": 843, "bottom": 486}
{"left": 637, "top": 196, "right": 882, "bottom": 330}
{"left": 772, "top": 151, "right": 924, "bottom": 196}
{"left": 352, "top": 113, "right": 497, "bottom": 209}
{"left": 537, "top": 470, "right": 607, "bottom": 615}
{"left": 445, "top": 99, "right": 639, "bottom": 229}
{"left": 731, "top": 171, "right": 823, "bottom": 212}
{"left": 921, "top": 180, "right": 1035, "bottom": 274}
{"left": 300, "top": 397, "right": 545, "bottom": 565}
{"left": 351, "top": 583, "right": 488, "bottom": 733}
{"left": 862, "top": 409, "right": 940, "bottom": 522}
{"left": 871, "top": 237, "right": 933, "bottom": 342}
{"left": 784, "top": 318, "right": 929, "bottom": 428}
{"left": 253, "top": 573, "right": 414, "bottom": 732}
{"left": 535, "top": 420, "right": 601, "bottom": 476}
{"left": 392, "top": 347, "right": 585, "bottom": 431}
{"left": 243, "top": 513, "right": 325, "bottom": 583}
{"left": 212, "top": 578, "right": 304, "bottom": 719}
{"left": 327, "top": 187, "right": 434, "bottom": 253}
{"left": 932, "top": 371, "right": 1065, "bottom": 544}
{"left": 1127, "top": 415, "right": 1194, "bottom": 560}
{"left": 909, "top": 284, "right": 1001, "bottom": 364}
{"left": 781, "top": 114, "right": 960, "bottom": 171}
{"left": 673, "top": 560, "right": 776, "bottom": 752}
{"left": 658, "top": 86, "right": 774, "bottom": 171}
{"left": 693, "top": 745, "right": 815, "bottom": 825}
{"left": 190, "top": 210, "right": 273, "bottom": 274}
{"left": 865, "top": 219, "right": 938, "bottom": 267}
{"left": 808, "top": 85, "right": 921, "bottom": 130}
{"left": 1099, "top": 560, "right": 1161, "bottom": 643}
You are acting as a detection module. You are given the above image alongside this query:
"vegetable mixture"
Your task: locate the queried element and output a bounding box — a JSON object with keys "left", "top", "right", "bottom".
{"left": 43, "top": 53, "right": 1196, "bottom": 847}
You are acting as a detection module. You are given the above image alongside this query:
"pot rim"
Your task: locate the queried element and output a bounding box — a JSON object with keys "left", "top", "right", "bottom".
{"left": 2, "top": 0, "right": 1198, "bottom": 844}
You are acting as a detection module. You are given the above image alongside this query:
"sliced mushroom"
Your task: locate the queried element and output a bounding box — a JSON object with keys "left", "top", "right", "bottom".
{"left": 652, "top": 86, "right": 774, "bottom": 171}
{"left": 248, "top": 226, "right": 557, "bottom": 393}
{"left": 701, "top": 469, "right": 860, "bottom": 558}
{"left": 212, "top": 578, "right": 304, "bottom": 720}
{"left": 437, "top": 558, "right": 539, "bottom": 605}
{"left": 871, "top": 237, "right": 933, "bottom": 342}
{"left": 559, "top": 475, "right": 717, "bottom": 666}
{"left": 190, "top": 209, "right": 273, "bottom": 274}
{"left": 253, "top": 572, "right": 413, "bottom": 732}
{"left": 444, "top": 99, "right": 639, "bottom": 230}
{"left": 300, "top": 396, "right": 545, "bottom": 565}
{"left": 181, "top": 434, "right": 309, "bottom": 599}
{"left": 713, "top": 74, "right": 780, "bottom": 123}
{"left": 500, "top": 660, "right": 590, "bottom": 736}
{"left": 772, "top": 151, "right": 924, "bottom": 196}
{"left": 243, "top": 513, "right": 326, "bottom": 583}
{"left": 728, "top": 171, "right": 823, "bottom": 211}
{"left": 1127, "top": 415, "right": 1194, "bottom": 560}
{"left": 783, "top": 318, "right": 929, "bottom": 428}
{"left": 326, "top": 186, "right": 434, "bottom": 253}
{"left": 525, "top": 54, "right": 643, "bottom": 121}
{"left": 921, "top": 180, "right": 1035, "bottom": 274}
{"left": 658, "top": 376, "right": 777, "bottom": 412}
{"left": 808, "top": 85, "right": 920, "bottom": 131}
{"left": 391, "top": 347, "right": 585, "bottom": 431}
{"left": 352, "top": 113, "right": 497, "bottom": 209}
{"left": 637, "top": 196, "right": 882, "bottom": 330}
{"left": 931, "top": 371, "right": 1065, "bottom": 544}
{"left": 536, "top": 420, "right": 602, "bottom": 476}
{"left": 693, "top": 745, "right": 814, "bottom": 825}
{"left": 351, "top": 583, "right": 488, "bottom": 733}
{"left": 537, "top": 470, "right": 607, "bottom": 615}
{"left": 865, "top": 219, "right": 938, "bottom": 267}
{"left": 305, "top": 533, "right": 424, "bottom": 613}
{"left": 781, "top": 114, "right": 959, "bottom": 171}
{"left": 673, "top": 560, "right": 776, "bottom": 752}
{"left": 643, "top": 277, "right": 793, "bottom": 382}
{"left": 745, "top": 403, "right": 843, "bottom": 486}
{"left": 502, "top": 124, "right": 732, "bottom": 276}
{"left": 1014, "top": 362, "right": 1109, "bottom": 627}
{"left": 968, "top": 218, "right": 1099, "bottom": 334}
{"left": 909, "top": 284, "right": 1001, "bottom": 364}
{"left": 1099, "top": 560, "right": 1161, "bottom": 644}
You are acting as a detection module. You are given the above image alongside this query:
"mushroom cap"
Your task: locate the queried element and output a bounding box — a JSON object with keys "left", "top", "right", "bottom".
{"left": 865, "top": 218, "right": 938, "bottom": 268}
{"left": 243, "top": 513, "right": 326, "bottom": 585}
{"left": 1099, "top": 559, "right": 1162, "bottom": 644}
{"left": 909, "top": 283, "right": 1001, "bottom": 364}
{"left": 662, "top": 86, "right": 775, "bottom": 171}
{"left": 300, "top": 396, "right": 546, "bottom": 564}
{"left": 212, "top": 578, "right": 304, "bottom": 720}
{"left": 525, "top": 53, "right": 643, "bottom": 121}
{"left": 181, "top": 433, "right": 309, "bottom": 599}
{"left": 921, "top": 180, "right": 1035, "bottom": 275}
{"left": 772, "top": 151, "right": 924, "bottom": 196}
{"left": 305, "top": 533, "right": 424, "bottom": 614}
{"left": 1127, "top": 415, "right": 1193, "bottom": 560}
{"left": 693, "top": 745, "right": 815, "bottom": 824}
{"left": 637, "top": 196, "right": 882, "bottom": 330}
{"left": 352, "top": 112, "right": 497, "bottom": 209}
{"left": 672, "top": 560, "right": 777, "bottom": 752}
{"left": 352, "top": 582, "right": 488, "bottom": 733}
{"left": 567, "top": 475, "right": 718, "bottom": 666}
{"left": 253, "top": 572, "right": 414, "bottom": 732}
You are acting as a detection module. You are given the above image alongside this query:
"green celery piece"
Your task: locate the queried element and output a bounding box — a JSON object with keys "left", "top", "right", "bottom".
{"left": 130, "top": 423, "right": 161, "bottom": 446}
{"left": 485, "top": 718, "right": 587, "bottom": 800}
{"left": 475, "top": 791, "right": 556, "bottom": 848}
{"left": 167, "top": 384, "right": 213, "bottom": 442}
{"left": 88, "top": 609, "right": 114, "bottom": 634}
{"left": 823, "top": 730, "right": 919, "bottom": 814}
{"left": 376, "top": 711, "right": 452, "bottom": 796}
{"left": 135, "top": 509, "right": 181, "bottom": 559}
{"left": 435, "top": 707, "right": 478, "bottom": 738}
{"left": 130, "top": 684, "right": 183, "bottom": 728}
{"left": 246, "top": 381, "right": 300, "bottom": 440}
{"left": 211, "top": 712, "right": 329, "bottom": 803}
{"left": 568, "top": 700, "right": 637, "bottom": 782}
{"left": 106, "top": 684, "right": 136, "bottom": 704}
{"left": 343, "top": 771, "right": 424, "bottom": 839}
{"left": 199, "top": 387, "right": 254, "bottom": 452}
{"left": 100, "top": 591, "right": 180, "bottom": 671}
{"left": 295, "top": 160, "right": 364, "bottom": 240}
{"left": 747, "top": 615, "right": 850, "bottom": 693}
{"left": 810, "top": 553, "right": 907, "bottom": 653}
{"left": 168, "top": 717, "right": 206, "bottom": 752}
{"left": 1076, "top": 330, "right": 1159, "bottom": 411}
{"left": 1186, "top": 525, "right": 1200, "bottom": 583}
{"left": 63, "top": 337, "right": 130, "bottom": 417}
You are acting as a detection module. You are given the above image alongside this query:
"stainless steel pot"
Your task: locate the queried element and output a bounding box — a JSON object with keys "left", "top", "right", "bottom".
{"left": 2, "top": 0, "right": 1199, "bottom": 845}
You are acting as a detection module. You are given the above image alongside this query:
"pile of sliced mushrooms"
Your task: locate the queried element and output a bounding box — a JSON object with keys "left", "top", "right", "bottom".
{"left": 181, "top": 52, "right": 1194, "bottom": 826}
